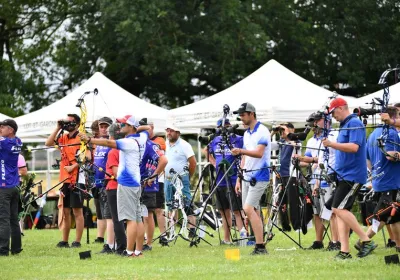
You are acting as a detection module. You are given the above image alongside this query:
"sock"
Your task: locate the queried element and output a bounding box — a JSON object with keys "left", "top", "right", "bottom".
{"left": 108, "top": 244, "right": 114, "bottom": 250}
{"left": 256, "top": 243, "right": 265, "bottom": 249}
{"left": 340, "top": 251, "right": 350, "bottom": 255}
{"left": 134, "top": 250, "right": 141, "bottom": 255}
{"left": 332, "top": 241, "right": 337, "bottom": 244}
{"left": 126, "top": 250, "right": 134, "bottom": 255}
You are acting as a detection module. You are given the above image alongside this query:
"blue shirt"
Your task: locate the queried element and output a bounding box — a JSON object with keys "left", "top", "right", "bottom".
{"left": 209, "top": 134, "right": 243, "bottom": 187}
{"left": 335, "top": 114, "right": 367, "bottom": 184}
{"left": 0, "top": 137, "right": 23, "bottom": 188}
{"left": 140, "top": 140, "right": 164, "bottom": 192}
{"left": 279, "top": 139, "right": 293, "bottom": 177}
{"left": 243, "top": 122, "right": 271, "bottom": 182}
{"left": 366, "top": 127, "right": 400, "bottom": 192}
{"left": 93, "top": 144, "right": 111, "bottom": 187}
{"left": 115, "top": 132, "right": 148, "bottom": 187}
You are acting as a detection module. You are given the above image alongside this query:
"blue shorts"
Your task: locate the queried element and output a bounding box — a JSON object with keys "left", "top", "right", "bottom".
{"left": 165, "top": 174, "right": 192, "bottom": 208}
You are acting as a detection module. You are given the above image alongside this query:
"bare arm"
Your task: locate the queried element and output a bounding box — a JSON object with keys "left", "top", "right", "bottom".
{"left": 112, "top": 166, "right": 118, "bottom": 179}
{"left": 325, "top": 141, "right": 359, "bottom": 153}
{"left": 79, "top": 133, "right": 117, "bottom": 149}
{"left": 232, "top": 144, "right": 265, "bottom": 158}
{"left": 188, "top": 155, "right": 197, "bottom": 177}
{"left": 19, "top": 166, "right": 28, "bottom": 177}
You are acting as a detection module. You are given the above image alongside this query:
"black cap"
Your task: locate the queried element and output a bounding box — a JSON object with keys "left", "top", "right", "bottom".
{"left": 0, "top": 119, "right": 18, "bottom": 133}
{"left": 280, "top": 122, "right": 294, "bottom": 129}
{"left": 67, "top": 114, "right": 81, "bottom": 124}
{"left": 98, "top": 116, "right": 113, "bottom": 126}
{"left": 306, "top": 112, "right": 324, "bottom": 123}
{"left": 233, "top": 102, "right": 256, "bottom": 114}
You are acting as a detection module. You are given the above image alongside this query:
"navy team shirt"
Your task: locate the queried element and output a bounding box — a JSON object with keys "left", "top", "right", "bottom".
{"left": 93, "top": 144, "right": 112, "bottom": 187}
{"left": 209, "top": 135, "right": 243, "bottom": 187}
{"left": 141, "top": 140, "right": 164, "bottom": 192}
{"left": 0, "top": 137, "right": 23, "bottom": 188}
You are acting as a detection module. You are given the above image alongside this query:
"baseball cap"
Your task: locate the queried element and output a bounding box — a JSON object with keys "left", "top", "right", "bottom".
{"left": 306, "top": 112, "right": 324, "bottom": 123}
{"left": 98, "top": 116, "right": 113, "bottom": 126}
{"left": 328, "top": 98, "right": 347, "bottom": 113}
{"left": 217, "top": 118, "right": 231, "bottom": 127}
{"left": 108, "top": 123, "right": 124, "bottom": 140}
{"left": 280, "top": 122, "right": 294, "bottom": 129}
{"left": 139, "top": 118, "right": 154, "bottom": 126}
{"left": 116, "top": 115, "right": 139, "bottom": 128}
{"left": 0, "top": 119, "right": 18, "bottom": 132}
{"left": 165, "top": 123, "right": 180, "bottom": 132}
{"left": 233, "top": 103, "right": 256, "bottom": 114}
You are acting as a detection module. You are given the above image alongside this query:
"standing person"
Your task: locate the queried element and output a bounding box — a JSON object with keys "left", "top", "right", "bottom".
{"left": 79, "top": 115, "right": 149, "bottom": 257}
{"left": 18, "top": 153, "right": 28, "bottom": 235}
{"left": 365, "top": 106, "right": 400, "bottom": 252}
{"left": 140, "top": 138, "right": 168, "bottom": 251}
{"left": 0, "top": 119, "right": 23, "bottom": 256}
{"left": 270, "top": 123, "right": 301, "bottom": 232}
{"left": 93, "top": 117, "right": 114, "bottom": 253}
{"left": 164, "top": 125, "right": 197, "bottom": 236}
{"left": 46, "top": 114, "right": 84, "bottom": 248}
{"left": 207, "top": 118, "right": 244, "bottom": 244}
{"left": 141, "top": 119, "right": 168, "bottom": 247}
{"left": 323, "top": 97, "right": 376, "bottom": 259}
{"left": 232, "top": 103, "right": 271, "bottom": 255}
{"left": 105, "top": 123, "right": 127, "bottom": 255}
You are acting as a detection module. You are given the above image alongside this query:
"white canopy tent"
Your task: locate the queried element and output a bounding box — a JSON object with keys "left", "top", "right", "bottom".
{"left": 168, "top": 59, "right": 353, "bottom": 129}
{"left": 0, "top": 113, "right": 10, "bottom": 120}
{"left": 15, "top": 72, "right": 168, "bottom": 142}
{"left": 347, "top": 83, "right": 400, "bottom": 108}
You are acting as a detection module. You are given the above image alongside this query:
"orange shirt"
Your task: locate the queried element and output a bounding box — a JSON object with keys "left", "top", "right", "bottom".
{"left": 58, "top": 132, "right": 80, "bottom": 183}
{"left": 151, "top": 136, "right": 166, "bottom": 151}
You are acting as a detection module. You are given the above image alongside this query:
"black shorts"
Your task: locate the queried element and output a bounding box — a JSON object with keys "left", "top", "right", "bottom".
{"left": 373, "top": 190, "right": 400, "bottom": 225}
{"left": 215, "top": 187, "right": 242, "bottom": 211}
{"left": 62, "top": 183, "right": 85, "bottom": 208}
{"left": 98, "top": 188, "right": 111, "bottom": 219}
{"left": 142, "top": 192, "right": 157, "bottom": 210}
{"left": 331, "top": 180, "right": 362, "bottom": 211}
{"left": 155, "top": 183, "right": 165, "bottom": 209}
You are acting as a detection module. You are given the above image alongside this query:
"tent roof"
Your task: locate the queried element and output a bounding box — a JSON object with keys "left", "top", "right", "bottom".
{"left": 15, "top": 72, "right": 168, "bottom": 140}
{"left": 347, "top": 82, "right": 400, "bottom": 108}
{"left": 0, "top": 113, "right": 10, "bottom": 120}
{"left": 168, "top": 59, "right": 353, "bottom": 128}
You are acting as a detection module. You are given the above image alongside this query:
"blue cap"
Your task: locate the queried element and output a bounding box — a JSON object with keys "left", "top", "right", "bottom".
{"left": 217, "top": 118, "right": 231, "bottom": 127}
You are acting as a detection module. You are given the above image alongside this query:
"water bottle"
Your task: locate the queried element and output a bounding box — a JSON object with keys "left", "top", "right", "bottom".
{"left": 239, "top": 227, "right": 247, "bottom": 247}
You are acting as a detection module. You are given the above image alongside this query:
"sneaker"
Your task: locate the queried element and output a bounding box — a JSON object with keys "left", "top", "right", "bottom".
{"left": 220, "top": 240, "right": 232, "bottom": 245}
{"left": 134, "top": 252, "right": 144, "bottom": 258}
{"left": 250, "top": 247, "right": 268, "bottom": 255}
{"left": 326, "top": 242, "right": 340, "bottom": 251}
{"left": 99, "top": 244, "right": 113, "bottom": 254}
{"left": 159, "top": 236, "right": 169, "bottom": 247}
{"left": 115, "top": 249, "right": 125, "bottom": 256}
{"left": 93, "top": 237, "right": 104, "bottom": 244}
{"left": 334, "top": 251, "right": 352, "bottom": 260}
{"left": 71, "top": 241, "right": 81, "bottom": 248}
{"left": 387, "top": 239, "right": 396, "bottom": 248}
{"left": 357, "top": 240, "right": 377, "bottom": 258}
{"left": 11, "top": 249, "right": 23, "bottom": 255}
{"left": 307, "top": 241, "right": 324, "bottom": 250}
{"left": 354, "top": 240, "right": 362, "bottom": 251}
{"left": 142, "top": 244, "right": 152, "bottom": 251}
{"left": 121, "top": 250, "right": 134, "bottom": 257}
{"left": 56, "top": 241, "right": 70, "bottom": 248}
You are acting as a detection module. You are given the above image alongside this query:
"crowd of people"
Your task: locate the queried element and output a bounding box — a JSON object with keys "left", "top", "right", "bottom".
{"left": 0, "top": 97, "right": 399, "bottom": 260}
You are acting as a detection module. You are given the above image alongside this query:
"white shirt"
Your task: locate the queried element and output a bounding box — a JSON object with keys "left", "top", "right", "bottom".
{"left": 243, "top": 122, "right": 271, "bottom": 181}
{"left": 317, "top": 130, "right": 338, "bottom": 175}
{"left": 165, "top": 138, "right": 194, "bottom": 177}
{"left": 305, "top": 136, "right": 322, "bottom": 184}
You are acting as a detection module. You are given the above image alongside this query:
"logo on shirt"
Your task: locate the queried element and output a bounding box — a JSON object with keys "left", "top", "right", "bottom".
{"left": 152, "top": 145, "right": 164, "bottom": 157}
{"left": 1, "top": 160, "right": 5, "bottom": 181}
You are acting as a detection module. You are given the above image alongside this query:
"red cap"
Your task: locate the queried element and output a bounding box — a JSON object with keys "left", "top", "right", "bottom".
{"left": 328, "top": 98, "right": 347, "bottom": 113}
{"left": 116, "top": 115, "right": 139, "bottom": 127}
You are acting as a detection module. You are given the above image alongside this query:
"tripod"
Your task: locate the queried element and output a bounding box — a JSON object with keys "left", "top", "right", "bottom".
{"left": 265, "top": 144, "right": 313, "bottom": 249}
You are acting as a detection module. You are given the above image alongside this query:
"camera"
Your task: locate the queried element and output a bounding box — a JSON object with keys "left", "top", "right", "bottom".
{"left": 287, "top": 125, "right": 311, "bottom": 141}
{"left": 272, "top": 125, "right": 284, "bottom": 132}
{"left": 353, "top": 107, "right": 381, "bottom": 117}
{"left": 58, "top": 120, "right": 77, "bottom": 128}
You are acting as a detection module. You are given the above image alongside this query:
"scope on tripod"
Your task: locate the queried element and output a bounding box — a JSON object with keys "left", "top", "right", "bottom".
{"left": 287, "top": 126, "right": 311, "bottom": 141}
{"left": 353, "top": 107, "right": 381, "bottom": 117}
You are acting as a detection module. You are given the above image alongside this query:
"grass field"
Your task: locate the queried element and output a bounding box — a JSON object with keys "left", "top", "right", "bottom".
{"left": 1, "top": 225, "right": 399, "bottom": 280}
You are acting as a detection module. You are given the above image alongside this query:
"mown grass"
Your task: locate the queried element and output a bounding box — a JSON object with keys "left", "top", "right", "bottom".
{"left": 1, "top": 225, "right": 399, "bottom": 280}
